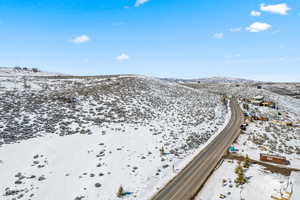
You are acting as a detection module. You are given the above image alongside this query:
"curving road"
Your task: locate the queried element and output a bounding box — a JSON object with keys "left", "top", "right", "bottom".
{"left": 151, "top": 100, "right": 243, "bottom": 200}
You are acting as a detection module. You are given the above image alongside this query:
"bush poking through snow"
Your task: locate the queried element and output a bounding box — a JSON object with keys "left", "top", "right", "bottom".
{"left": 235, "top": 170, "right": 247, "bottom": 186}
{"left": 94, "top": 183, "right": 101, "bottom": 188}
{"left": 243, "top": 155, "right": 250, "bottom": 168}
{"left": 234, "top": 162, "right": 243, "bottom": 175}
{"left": 234, "top": 162, "right": 247, "bottom": 185}
{"left": 159, "top": 146, "right": 165, "bottom": 156}
{"left": 116, "top": 185, "right": 124, "bottom": 197}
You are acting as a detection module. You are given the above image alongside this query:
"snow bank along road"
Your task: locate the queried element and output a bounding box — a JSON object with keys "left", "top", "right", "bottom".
{"left": 151, "top": 100, "right": 243, "bottom": 200}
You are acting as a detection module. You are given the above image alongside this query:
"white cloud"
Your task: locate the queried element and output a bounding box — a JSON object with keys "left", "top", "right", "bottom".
{"left": 260, "top": 3, "right": 290, "bottom": 15}
{"left": 213, "top": 33, "right": 224, "bottom": 39}
{"left": 250, "top": 10, "right": 261, "bottom": 17}
{"left": 135, "top": 0, "right": 150, "bottom": 7}
{"left": 246, "top": 22, "right": 271, "bottom": 32}
{"left": 230, "top": 27, "right": 242, "bottom": 32}
{"left": 70, "top": 35, "right": 90, "bottom": 44}
{"left": 224, "top": 54, "right": 241, "bottom": 59}
{"left": 116, "top": 53, "right": 130, "bottom": 61}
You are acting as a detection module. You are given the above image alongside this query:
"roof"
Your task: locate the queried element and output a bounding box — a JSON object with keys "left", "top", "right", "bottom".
{"left": 260, "top": 153, "right": 286, "bottom": 159}
{"left": 253, "top": 95, "right": 264, "bottom": 100}
{"left": 262, "top": 101, "right": 275, "bottom": 105}
{"left": 250, "top": 100, "right": 263, "bottom": 104}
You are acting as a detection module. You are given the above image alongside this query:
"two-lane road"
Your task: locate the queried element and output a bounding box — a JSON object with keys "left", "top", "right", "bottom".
{"left": 151, "top": 100, "right": 243, "bottom": 200}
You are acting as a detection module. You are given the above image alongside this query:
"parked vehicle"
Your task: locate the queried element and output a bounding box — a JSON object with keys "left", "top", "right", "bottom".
{"left": 240, "top": 123, "right": 247, "bottom": 131}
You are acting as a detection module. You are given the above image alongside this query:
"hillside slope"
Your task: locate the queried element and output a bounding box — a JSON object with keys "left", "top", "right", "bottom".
{"left": 0, "top": 75, "right": 230, "bottom": 200}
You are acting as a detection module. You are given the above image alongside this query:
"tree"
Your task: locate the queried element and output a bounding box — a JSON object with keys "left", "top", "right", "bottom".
{"left": 32, "top": 68, "right": 39, "bottom": 72}
{"left": 235, "top": 162, "right": 247, "bottom": 185}
{"left": 235, "top": 162, "right": 243, "bottom": 175}
{"left": 14, "top": 66, "right": 22, "bottom": 71}
{"left": 220, "top": 95, "right": 227, "bottom": 106}
{"left": 116, "top": 185, "right": 124, "bottom": 197}
{"left": 235, "top": 170, "right": 247, "bottom": 185}
{"left": 243, "top": 155, "right": 250, "bottom": 168}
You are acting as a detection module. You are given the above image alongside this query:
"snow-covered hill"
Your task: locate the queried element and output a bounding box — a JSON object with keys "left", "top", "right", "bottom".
{"left": 162, "top": 76, "right": 257, "bottom": 84}
{"left": 0, "top": 75, "right": 230, "bottom": 200}
{"left": 0, "top": 67, "right": 63, "bottom": 77}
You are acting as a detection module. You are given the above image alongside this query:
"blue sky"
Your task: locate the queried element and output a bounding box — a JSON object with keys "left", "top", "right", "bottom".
{"left": 0, "top": 0, "right": 299, "bottom": 81}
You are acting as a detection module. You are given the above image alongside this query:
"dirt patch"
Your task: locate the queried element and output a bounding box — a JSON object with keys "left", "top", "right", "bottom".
{"left": 223, "top": 154, "right": 300, "bottom": 176}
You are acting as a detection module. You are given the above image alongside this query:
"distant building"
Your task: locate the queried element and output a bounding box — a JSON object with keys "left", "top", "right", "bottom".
{"left": 253, "top": 95, "right": 264, "bottom": 101}
{"left": 249, "top": 95, "right": 264, "bottom": 106}
{"left": 262, "top": 101, "right": 276, "bottom": 108}
{"left": 272, "top": 120, "right": 293, "bottom": 127}
{"left": 250, "top": 100, "right": 263, "bottom": 106}
{"left": 260, "top": 153, "right": 289, "bottom": 165}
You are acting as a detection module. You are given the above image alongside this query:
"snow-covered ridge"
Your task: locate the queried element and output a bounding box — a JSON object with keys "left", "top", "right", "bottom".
{"left": 161, "top": 76, "right": 258, "bottom": 84}
{"left": 0, "top": 67, "right": 64, "bottom": 77}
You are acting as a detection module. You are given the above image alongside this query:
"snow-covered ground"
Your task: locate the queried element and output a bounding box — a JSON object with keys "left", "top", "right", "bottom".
{"left": 196, "top": 83, "right": 300, "bottom": 166}
{"left": 0, "top": 69, "right": 230, "bottom": 200}
{"left": 235, "top": 97, "right": 300, "bottom": 169}
{"left": 291, "top": 172, "right": 300, "bottom": 200}
{"left": 0, "top": 120, "right": 233, "bottom": 200}
{"left": 195, "top": 159, "right": 291, "bottom": 200}
{"left": 2, "top": 68, "right": 298, "bottom": 200}
{"left": 195, "top": 83, "right": 300, "bottom": 200}
{"left": 263, "top": 83, "right": 300, "bottom": 99}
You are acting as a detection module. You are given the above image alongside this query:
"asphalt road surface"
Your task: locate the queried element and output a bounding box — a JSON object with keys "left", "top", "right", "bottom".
{"left": 151, "top": 100, "right": 243, "bottom": 200}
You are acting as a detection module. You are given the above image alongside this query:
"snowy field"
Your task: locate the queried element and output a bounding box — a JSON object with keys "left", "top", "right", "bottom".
{"left": 263, "top": 83, "right": 300, "bottom": 99}
{"left": 195, "top": 159, "right": 291, "bottom": 200}
{"left": 0, "top": 68, "right": 230, "bottom": 200}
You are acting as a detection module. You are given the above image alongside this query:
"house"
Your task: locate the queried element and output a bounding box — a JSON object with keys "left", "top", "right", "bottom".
{"left": 260, "top": 153, "right": 289, "bottom": 165}
{"left": 250, "top": 100, "right": 263, "bottom": 106}
{"left": 252, "top": 116, "right": 266, "bottom": 121}
{"left": 253, "top": 95, "right": 264, "bottom": 101}
{"left": 262, "top": 101, "right": 276, "bottom": 108}
{"left": 272, "top": 120, "right": 293, "bottom": 126}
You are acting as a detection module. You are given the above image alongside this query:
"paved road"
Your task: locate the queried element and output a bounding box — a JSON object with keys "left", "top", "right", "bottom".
{"left": 151, "top": 100, "right": 243, "bottom": 200}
